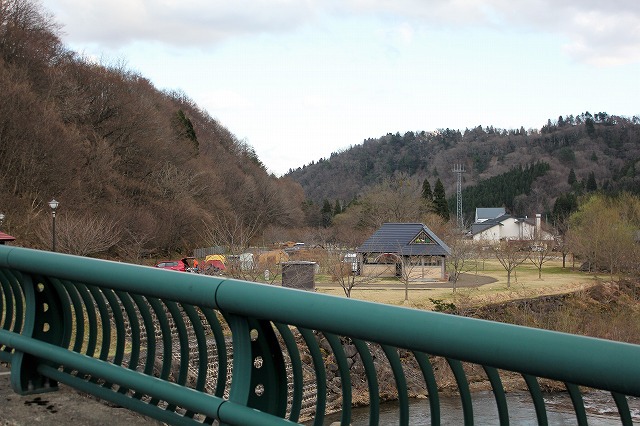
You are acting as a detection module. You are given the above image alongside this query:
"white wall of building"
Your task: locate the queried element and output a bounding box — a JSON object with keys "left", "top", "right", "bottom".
{"left": 473, "top": 217, "right": 552, "bottom": 242}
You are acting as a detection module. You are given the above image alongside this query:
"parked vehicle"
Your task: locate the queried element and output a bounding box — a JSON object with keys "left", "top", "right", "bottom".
{"left": 155, "top": 257, "right": 195, "bottom": 272}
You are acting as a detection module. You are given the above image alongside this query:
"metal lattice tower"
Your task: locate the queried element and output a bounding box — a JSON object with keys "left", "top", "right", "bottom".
{"left": 453, "top": 164, "right": 465, "bottom": 229}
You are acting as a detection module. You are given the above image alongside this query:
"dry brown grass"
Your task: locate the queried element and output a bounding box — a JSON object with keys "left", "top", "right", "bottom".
{"left": 315, "top": 257, "right": 598, "bottom": 311}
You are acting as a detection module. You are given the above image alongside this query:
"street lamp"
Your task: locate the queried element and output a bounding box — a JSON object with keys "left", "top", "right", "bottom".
{"left": 48, "top": 199, "right": 59, "bottom": 252}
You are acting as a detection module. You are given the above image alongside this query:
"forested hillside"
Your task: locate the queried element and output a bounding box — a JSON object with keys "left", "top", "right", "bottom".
{"left": 287, "top": 115, "right": 640, "bottom": 222}
{"left": 3, "top": 0, "right": 639, "bottom": 258}
{"left": 0, "top": 0, "right": 305, "bottom": 256}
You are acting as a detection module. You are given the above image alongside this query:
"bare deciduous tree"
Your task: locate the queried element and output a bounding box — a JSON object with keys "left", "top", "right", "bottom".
{"left": 527, "top": 239, "right": 555, "bottom": 280}
{"left": 117, "top": 227, "right": 155, "bottom": 264}
{"left": 38, "top": 212, "right": 122, "bottom": 256}
{"left": 203, "top": 212, "right": 261, "bottom": 257}
{"left": 398, "top": 254, "right": 420, "bottom": 302}
{"left": 491, "top": 240, "right": 527, "bottom": 288}
{"left": 200, "top": 212, "right": 271, "bottom": 281}
{"left": 0, "top": 0, "right": 62, "bottom": 66}
{"left": 150, "top": 162, "right": 207, "bottom": 200}
{"left": 445, "top": 234, "right": 477, "bottom": 293}
{"left": 331, "top": 212, "right": 371, "bottom": 249}
{"left": 115, "top": 209, "right": 158, "bottom": 264}
{"left": 358, "top": 173, "right": 429, "bottom": 229}
{"left": 327, "top": 250, "right": 360, "bottom": 298}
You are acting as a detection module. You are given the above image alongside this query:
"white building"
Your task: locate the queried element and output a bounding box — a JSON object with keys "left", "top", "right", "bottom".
{"left": 470, "top": 208, "right": 554, "bottom": 243}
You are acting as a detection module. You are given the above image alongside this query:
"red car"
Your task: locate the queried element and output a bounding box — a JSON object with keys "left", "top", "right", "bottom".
{"left": 155, "top": 258, "right": 194, "bottom": 272}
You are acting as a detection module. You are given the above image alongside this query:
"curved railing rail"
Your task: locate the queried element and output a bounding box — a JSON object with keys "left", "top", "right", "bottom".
{"left": 1, "top": 245, "right": 639, "bottom": 425}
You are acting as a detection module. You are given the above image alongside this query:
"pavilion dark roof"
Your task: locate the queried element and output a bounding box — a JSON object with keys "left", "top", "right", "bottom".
{"left": 356, "top": 223, "right": 450, "bottom": 256}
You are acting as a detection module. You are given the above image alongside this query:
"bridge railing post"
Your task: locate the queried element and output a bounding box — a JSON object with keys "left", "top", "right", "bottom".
{"left": 226, "top": 314, "right": 288, "bottom": 422}
{"left": 10, "top": 273, "right": 63, "bottom": 394}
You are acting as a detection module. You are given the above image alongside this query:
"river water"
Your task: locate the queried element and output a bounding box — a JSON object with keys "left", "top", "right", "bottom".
{"left": 320, "top": 390, "right": 640, "bottom": 425}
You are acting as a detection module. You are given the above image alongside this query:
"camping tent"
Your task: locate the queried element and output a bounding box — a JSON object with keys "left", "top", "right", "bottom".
{"left": 204, "top": 254, "right": 226, "bottom": 271}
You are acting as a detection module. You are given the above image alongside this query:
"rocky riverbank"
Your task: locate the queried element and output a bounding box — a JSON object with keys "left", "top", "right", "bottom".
{"left": 300, "top": 279, "right": 640, "bottom": 420}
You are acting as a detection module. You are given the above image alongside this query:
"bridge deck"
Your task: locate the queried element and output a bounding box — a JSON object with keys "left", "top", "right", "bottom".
{"left": 0, "top": 363, "right": 162, "bottom": 425}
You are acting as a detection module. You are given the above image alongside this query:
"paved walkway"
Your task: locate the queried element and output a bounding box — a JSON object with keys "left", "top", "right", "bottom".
{"left": 0, "top": 363, "right": 163, "bottom": 425}
{"left": 315, "top": 272, "right": 497, "bottom": 290}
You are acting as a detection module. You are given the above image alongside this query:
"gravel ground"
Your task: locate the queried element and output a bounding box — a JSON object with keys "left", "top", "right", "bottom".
{"left": 0, "top": 363, "right": 164, "bottom": 426}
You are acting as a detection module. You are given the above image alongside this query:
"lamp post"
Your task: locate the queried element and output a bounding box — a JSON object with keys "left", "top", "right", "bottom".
{"left": 48, "top": 199, "right": 59, "bottom": 252}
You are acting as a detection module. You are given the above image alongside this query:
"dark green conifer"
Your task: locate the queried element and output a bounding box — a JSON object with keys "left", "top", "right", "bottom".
{"left": 433, "top": 178, "right": 449, "bottom": 221}
{"left": 568, "top": 168, "right": 577, "bottom": 185}
{"left": 586, "top": 171, "right": 598, "bottom": 191}
{"left": 421, "top": 178, "right": 433, "bottom": 201}
{"left": 321, "top": 199, "right": 333, "bottom": 227}
{"left": 333, "top": 200, "right": 342, "bottom": 215}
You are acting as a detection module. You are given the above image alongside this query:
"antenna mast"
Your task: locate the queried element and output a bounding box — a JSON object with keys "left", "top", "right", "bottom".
{"left": 453, "top": 164, "right": 465, "bottom": 229}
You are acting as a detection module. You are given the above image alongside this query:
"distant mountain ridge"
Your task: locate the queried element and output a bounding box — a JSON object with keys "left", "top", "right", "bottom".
{"left": 286, "top": 113, "right": 640, "bottom": 218}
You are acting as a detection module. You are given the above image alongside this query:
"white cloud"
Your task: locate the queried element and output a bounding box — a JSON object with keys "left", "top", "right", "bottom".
{"left": 47, "top": 0, "right": 640, "bottom": 65}
{"left": 48, "top": 0, "right": 324, "bottom": 47}
{"left": 480, "top": 1, "right": 640, "bottom": 66}
{"left": 562, "top": 10, "right": 640, "bottom": 66}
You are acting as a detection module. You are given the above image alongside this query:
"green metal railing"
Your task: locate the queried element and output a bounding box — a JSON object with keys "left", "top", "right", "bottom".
{"left": 1, "top": 245, "right": 639, "bottom": 425}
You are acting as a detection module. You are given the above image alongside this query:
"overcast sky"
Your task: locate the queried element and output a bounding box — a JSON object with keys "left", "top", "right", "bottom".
{"left": 45, "top": 1, "right": 640, "bottom": 176}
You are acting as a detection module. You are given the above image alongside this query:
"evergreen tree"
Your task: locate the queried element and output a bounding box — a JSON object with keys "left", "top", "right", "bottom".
{"left": 585, "top": 117, "right": 596, "bottom": 137}
{"left": 433, "top": 178, "right": 449, "bottom": 221}
{"left": 321, "top": 199, "right": 333, "bottom": 227}
{"left": 175, "top": 109, "right": 199, "bottom": 151}
{"left": 458, "top": 162, "right": 550, "bottom": 217}
{"left": 333, "top": 200, "right": 342, "bottom": 216}
{"left": 586, "top": 171, "right": 598, "bottom": 192}
{"left": 552, "top": 193, "right": 578, "bottom": 225}
{"left": 302, "top": 200, "right": 322, "bottom": 228}
{"left": 421, "top": 178, "right": 433, "bottom": 201}
{"left": 568, "top": 168, "right": 577, "bottom": 186}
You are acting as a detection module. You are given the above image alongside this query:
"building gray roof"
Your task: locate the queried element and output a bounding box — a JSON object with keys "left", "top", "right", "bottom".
{"left": 475, "top": 207, "right": 506, "bottom": 222}
{"left": 356, "top": 223, "right": 451, "bottom": 256}
{"left": 470, "top": 213, "right": 511, "bottom": 235}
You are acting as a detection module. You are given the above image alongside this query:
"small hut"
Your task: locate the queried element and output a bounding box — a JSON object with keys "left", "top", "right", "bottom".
{"left": 0, "top": 232, "right": 15, "bottom": 245}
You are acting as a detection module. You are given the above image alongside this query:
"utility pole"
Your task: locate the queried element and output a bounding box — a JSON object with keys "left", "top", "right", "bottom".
{"left": 453, "top": 164, "right": 465, "bottom": 230}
